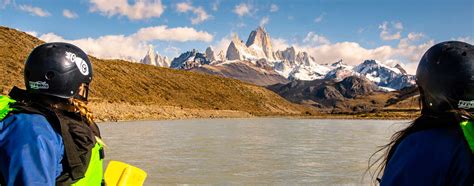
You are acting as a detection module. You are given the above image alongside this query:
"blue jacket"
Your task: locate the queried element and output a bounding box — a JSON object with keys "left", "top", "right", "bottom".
{"left": 0, "top": 113, "right": 64, "bottom": 186}
{"left": 381, "top": 127, "right": 474, "bottom": 185}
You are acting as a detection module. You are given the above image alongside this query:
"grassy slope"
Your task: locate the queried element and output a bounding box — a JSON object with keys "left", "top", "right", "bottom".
{"left": 0, "top": 26, "right": 307, "bottom": 120}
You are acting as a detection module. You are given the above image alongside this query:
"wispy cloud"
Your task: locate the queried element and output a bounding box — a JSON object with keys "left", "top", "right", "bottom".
{"left": 270, "top": 4, "right": 278, "bottom": 12}
{"left": 303, "top": 32, "right": 330, "bottom": 45}
{"left": 63, "top": 9, "right": 78, "bottom": 19}
{"left": 260, "top": 16, "right": 269, "bottom": 26}
{"left": 379, "top": 21, "right": 403, "bottom": 41}
{"left": 314, "top": 13, "right": 325, "bottom": 23}
{"left": 19, "top": 4, "right": 50, "bottom": 17}
{"left": 211, "top": 0, "right": 219, "bottom": 11}
{"left": 233, "top": 3, "right": 252, "bottom": 17}
{"left": 89, "top": 0, "right": 165, "bottom": 20}
{"left": 176, "top": 2, "right": 212, "bottom": 24}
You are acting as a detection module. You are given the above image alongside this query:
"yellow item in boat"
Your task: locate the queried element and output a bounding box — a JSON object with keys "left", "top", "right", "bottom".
{"left": 104, "top": 161, "right": 147, "bottom": 186}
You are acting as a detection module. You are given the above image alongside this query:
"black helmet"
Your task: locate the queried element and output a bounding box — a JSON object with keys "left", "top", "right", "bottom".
{"left": 24, "top": 42, "right": 93, "bottom": 101}
{"left": 416, "top": 41, "right": 474, "bottom": 114}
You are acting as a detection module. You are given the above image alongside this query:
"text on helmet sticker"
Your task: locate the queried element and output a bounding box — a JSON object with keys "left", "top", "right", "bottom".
{"left": 458, "top": 100, "right": 474, "bottom": 109}
{"left": 29, "top": 81, "right": 49, "bottom": 90}
{"left": 65, "top": 51, "right": 89, "bottom": 76}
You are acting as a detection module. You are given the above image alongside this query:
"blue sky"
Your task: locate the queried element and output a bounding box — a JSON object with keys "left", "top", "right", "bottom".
{"left": 1, "top": 0, "right": 473, "bottom": 73}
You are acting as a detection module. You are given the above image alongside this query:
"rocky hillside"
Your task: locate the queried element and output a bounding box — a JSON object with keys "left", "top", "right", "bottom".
{"left": 0, "top": 26, "right": 309, "bottom": 121}
{"left": 268, "top": 76, "right": 399, "bottom": 113}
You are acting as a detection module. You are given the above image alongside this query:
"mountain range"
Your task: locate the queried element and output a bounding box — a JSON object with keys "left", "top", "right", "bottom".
{"left": 141, "top": 26, "right": 415, "bottom": 90}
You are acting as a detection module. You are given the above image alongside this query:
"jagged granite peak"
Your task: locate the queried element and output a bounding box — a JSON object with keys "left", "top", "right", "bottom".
{"left": 226, "top": 33, "right": 261, "bottom": 61}
{"left": 205, "top": 46, "right": 217, "bottom": 62}
{"left": 170, "top": 49, "right": 210, "bottom": 69}
{"left": 394, "top": 64, "right": 408, "bottom": 75}
{"left": 331, "top": 59, "right": 345, "bottom": 67}
{"left": 245, "top": 26, "right": 275, "bottom": 60}
{"left": 140, "top": 45, "right": 170, "bottom": 67}
{"left": 226, "top": 34, "right": 246, "bottom": 60}
{"left": 140, "top": 44, "right": 157, "bottom": 66}
{"left": 155, "top": 54, "right": 170, "bottom": 67}
{"left": 275, "top": 47, "right": 297, "bottom": 62}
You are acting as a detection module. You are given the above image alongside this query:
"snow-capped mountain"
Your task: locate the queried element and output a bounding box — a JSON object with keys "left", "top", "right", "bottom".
{"left": 353, "top": 60, "right": 415, "bottom": 90}
{"left": 273, "top": 46, "right": 330, "bottom": 80}
{"left": 166, "top": 26, "right": 415, "bottom": 90}
{"left": 324, "top": 60, "right": 358, "bottom": 80}
{"left": 140, "top": 45, "right": 170, "bottom": 67}
{"left": 205, "top": 46, "right": 224, "bottom": 63}
{"left": 246, "top": 26, "right": 276, "bottom": 60}
{"left": 170, "top": 49, "right": 210, "bottom": 69}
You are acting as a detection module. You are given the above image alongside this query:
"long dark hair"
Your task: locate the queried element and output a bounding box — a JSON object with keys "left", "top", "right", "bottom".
{"left": 367, "top": 89, "right": 469, "bottom": 183}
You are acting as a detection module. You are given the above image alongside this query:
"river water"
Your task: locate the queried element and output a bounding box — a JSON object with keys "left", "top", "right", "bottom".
{"left": 99, "top": 118, "right": 408, "bottom": 185}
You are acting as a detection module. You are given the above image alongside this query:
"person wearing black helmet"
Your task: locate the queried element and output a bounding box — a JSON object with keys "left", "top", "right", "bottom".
{"left": 371, "top": 41, "right": 474, "bottom": 185}
{"left": 0, "top": 42, "right": 104, "bottom": 185}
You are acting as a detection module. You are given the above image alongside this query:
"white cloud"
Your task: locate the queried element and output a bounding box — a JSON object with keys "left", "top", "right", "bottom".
{"left": 233, "top": 3, "right": 252, "bottom": 17}
{"left": 176, "top": 2, "right": 192, "bottom": 12}
{"left": 303, "top": 32, "right": 330, "bottom": 45}
{"left": 287, "top": 16, "right": 294, "bottom": 20}
{"left": 314, "top": 13, "right": 325, "bottom": 23}
{"left": 259, "top": 16, "right": 269, "bottom": 27}
{"left": 212, "top": 35, "right": 232, "bottom": 54}
{"left": 272, "top": 38, "right": 290, "bottom": 51}
{"left": 19, "top": 4, "right": 51, "bottom": 17}
{"left": 191, "top": 7, "right": 211, "bottom": 24}
{"left": 25, "top": 31, "right": 38, "bottom": 37}
{"left": 63, "top": 9, "right": 78, "bottom": 19}
{"left": 89, "top": 0, "right": 165, "bottom": 20}
{"left": 176, "top": 2, "right": 211, "bottom": 24}
{"left": 38, "top": 25, "right": 213, "bottom": 61}
{"left": 212, "top": 0, "right": 219, "bottom": 11}
{"left": 270, "top": 4, "right": 278, "bottom": 12}
{"left": 133, "top": 26, "right": 213, "bottom": 42}
{"left": 297, "top": 32, "right": 433, "bottom": 74}
{"left": 379, "top": 21, "right": 403, "bottom": 41}
{"left": 165, "top": 46, "right": 181, "bottom": 57}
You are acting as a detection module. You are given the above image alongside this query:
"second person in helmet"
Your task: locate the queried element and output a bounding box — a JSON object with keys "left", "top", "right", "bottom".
{"left": 0, "top": 42, "right": 104, "bottom": 185}
{"left": 374, "top": 41, "right": 474, "bottom": 185}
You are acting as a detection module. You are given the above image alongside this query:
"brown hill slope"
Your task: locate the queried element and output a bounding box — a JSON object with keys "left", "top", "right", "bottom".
{"left": 0, "top": 26, "right": 308, "bottom": 121}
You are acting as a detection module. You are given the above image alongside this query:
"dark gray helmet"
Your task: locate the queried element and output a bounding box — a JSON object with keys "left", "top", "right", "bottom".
{"left": 24, "top": 42, "right": 93, "bottom": 101}
{"left": 416, "top": 41, "right": 474, "bottom": 114}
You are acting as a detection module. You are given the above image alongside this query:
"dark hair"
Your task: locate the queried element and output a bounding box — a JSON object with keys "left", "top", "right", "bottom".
{"left": 367, "top": 91, "right": 469, "bottom": 184}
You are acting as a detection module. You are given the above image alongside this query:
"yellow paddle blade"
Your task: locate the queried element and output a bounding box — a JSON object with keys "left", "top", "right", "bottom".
{"left": 104, "top": 160, "right": 147, "bottom": 186}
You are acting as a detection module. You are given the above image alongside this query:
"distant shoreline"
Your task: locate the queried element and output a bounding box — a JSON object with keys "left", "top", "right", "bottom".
{"left": 91, "top": 102, "right": 418, "bottom": 123}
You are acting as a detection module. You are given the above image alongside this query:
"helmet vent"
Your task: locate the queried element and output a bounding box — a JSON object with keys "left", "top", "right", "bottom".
{"left": 65, "top": 45, "right": 71, "bottom": 48}
{"left": 45, "top": 71, "right": 55, "bottom": 80}
{"left": 462, "top": 51, "right": 467, "bottom": 56}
